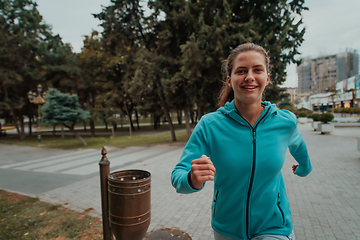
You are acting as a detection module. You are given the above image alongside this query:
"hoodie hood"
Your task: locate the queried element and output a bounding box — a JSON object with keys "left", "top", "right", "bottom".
{"left": 217, "top": 100, "right": 278, "bottom": 126}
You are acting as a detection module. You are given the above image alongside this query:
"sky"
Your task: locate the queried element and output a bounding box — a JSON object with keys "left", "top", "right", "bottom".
{"left": 35, "top": 0, "right": 360, "bottom": 88}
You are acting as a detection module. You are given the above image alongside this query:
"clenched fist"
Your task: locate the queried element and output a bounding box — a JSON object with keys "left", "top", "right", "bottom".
{"left": 190, "top": 155, "right": 216, "bottom": 189}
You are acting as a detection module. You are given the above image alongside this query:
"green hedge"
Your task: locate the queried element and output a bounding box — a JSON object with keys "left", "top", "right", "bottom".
{"left": 311, "top": 113, "right": 321, "bottom": 121}
{"left": 333, "top": 107, "right": 360, "bottom": 114}
{"left": 319, "top": 112, "right": 334, "bottom": 123}
{"left": 298, "top": 111, "right": 307, "bottom": 117}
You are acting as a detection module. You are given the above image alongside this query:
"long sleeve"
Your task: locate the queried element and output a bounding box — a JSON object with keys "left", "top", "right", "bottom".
{"left": 288, "top": 124, "right": 312, "bottom": 177}
{"left": 171, "top": 118, "right": 211, "bottom": 193}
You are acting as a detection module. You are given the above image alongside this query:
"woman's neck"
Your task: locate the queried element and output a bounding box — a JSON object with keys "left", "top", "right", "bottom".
{"left": 235, "top": 101, "right": 264, "bottom": 127}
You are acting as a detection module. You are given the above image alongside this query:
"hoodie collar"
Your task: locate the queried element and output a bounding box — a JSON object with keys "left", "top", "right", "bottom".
{"left": 218, "top": 100, "right": 277, "bottom": 127}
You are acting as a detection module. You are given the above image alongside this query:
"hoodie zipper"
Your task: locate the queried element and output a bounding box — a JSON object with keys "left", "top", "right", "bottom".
{"left": 213, "top": 190, "right": 219, "bottom": 218}
{"left": 236, "top": 107, "right": 271, "bottom": 240}
{"left": 277, "top": 193, "right": 285, "bottom": 225}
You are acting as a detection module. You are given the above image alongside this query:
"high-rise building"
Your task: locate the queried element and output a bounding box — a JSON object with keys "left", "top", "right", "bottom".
{"left": 297, "top": 50, "right": 359, "bottom": 94}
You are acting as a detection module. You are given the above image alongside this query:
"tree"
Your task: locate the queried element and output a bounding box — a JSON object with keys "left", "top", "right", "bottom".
{"left": 172, "top": 0, "right": 308, "bottom": 106}
{"left": 0, "top": 0, "right": 81, "bottom": 140}
{"left": 224, "top": 0, "right": 308, "bottom": 102}
{"left": 41, "top": 88, "right": 91, "bottom": 145}
{"left": 0, "top": 0, "right": 50, "bottom": 139}
{"left": 94, "top": 0, "right": 146, "bottom": 134}
{"left": 77, "top": 30, "right": 110, "bottom": 137}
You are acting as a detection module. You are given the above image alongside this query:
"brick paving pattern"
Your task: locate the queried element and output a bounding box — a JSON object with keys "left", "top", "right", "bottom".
{"left": 1, "top": 123, "right": 359, "bottom": 239}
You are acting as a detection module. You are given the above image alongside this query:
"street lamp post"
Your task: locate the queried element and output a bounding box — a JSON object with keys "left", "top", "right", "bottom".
{"left": 28, "top": 84, "right": 46, "bottom": 143}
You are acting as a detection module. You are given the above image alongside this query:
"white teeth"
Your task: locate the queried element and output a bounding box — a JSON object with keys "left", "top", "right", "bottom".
{"left": 244, "top": 86, "right": 256, "bottom": 89}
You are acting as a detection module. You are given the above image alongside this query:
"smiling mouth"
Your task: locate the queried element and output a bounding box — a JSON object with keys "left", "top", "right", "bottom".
{"left": 242, "top": 86, "right": 258, "bottom": 89}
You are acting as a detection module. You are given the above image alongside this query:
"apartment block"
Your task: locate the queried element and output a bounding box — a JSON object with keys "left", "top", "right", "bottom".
{"left": 297, "top": 50, "right": 359, "bottom": 94}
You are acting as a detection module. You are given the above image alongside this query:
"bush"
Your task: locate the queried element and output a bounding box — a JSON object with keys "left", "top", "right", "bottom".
{"left": 333, "top": 108, "right": 342, "bottom": 113}
{"left": 350, "top": 107, "right": 360, "bottom": 114}
{"left": 298, "top": 111, "right": 307, "bottom": 118}
{"left": 319, "top": 112, "right": 334, "bottom": 123}
{"left": 312, "top": 113, "right": 321, "bottom": 121}
{"left": 281, "top": 105, "right": 298, "bottom": 115}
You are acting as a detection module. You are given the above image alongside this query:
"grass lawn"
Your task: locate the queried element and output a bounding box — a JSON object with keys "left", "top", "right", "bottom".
{"left": 0, "top": 190, "right": 102, "bottom": 240}
{"left": 0, "top": 124, "right": 192, "bottom": 239}
{"left": 0, "top": 125, "right": 190, "bottom": 150}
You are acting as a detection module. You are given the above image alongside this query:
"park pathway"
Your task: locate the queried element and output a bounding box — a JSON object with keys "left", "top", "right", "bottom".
{"left": 0, "top": 123, "right": 360, "bottom": 239}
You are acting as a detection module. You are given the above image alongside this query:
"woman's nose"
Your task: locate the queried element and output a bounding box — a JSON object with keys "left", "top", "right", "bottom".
{"left": 245, "top": 71, "right": 255, "bottom": 81}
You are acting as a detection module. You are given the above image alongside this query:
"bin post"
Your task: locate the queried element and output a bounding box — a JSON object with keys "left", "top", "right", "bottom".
{"left": 99, "top": 146, "right": 112, "bottom": 240}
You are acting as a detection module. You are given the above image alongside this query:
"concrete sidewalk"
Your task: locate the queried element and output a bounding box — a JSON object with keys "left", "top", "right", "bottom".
{"left": 0, "top": 123, "right": 360, "bottom": 239}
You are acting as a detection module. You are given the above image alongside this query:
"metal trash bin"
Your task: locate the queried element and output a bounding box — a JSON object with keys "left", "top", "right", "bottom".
{"left": 108, "top": 169, "right": 151, "bottom": 240}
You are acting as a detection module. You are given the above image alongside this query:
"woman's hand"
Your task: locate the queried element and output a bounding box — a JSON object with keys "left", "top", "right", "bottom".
{"left": 190, "top": 155, "right": 216, "bottom": 189}
{"left": 292, "top": 164, "right": 299, "bottom": 175}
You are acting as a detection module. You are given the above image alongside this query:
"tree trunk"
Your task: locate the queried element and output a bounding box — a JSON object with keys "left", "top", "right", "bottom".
{"left": 61, "top": 124, "right": 64, "bottom": 139}
{"left": 53, "top": 124, "right": 56, "bottom": 136}
{"left": 112, "top": 120, "right": 117, "bottom": 137}
{"left": 184, "top": 108, "right": 191, "bottom": 139}
{"left": 83, "top": 120, "right": 87, "bottom": 131}
{"left": 103, "top": 117, "right": 108, "bottom": 130}
{"left": 177, "top": 110, "right": 182, "bottom": 126}
{"left": 71, "top": 126, "right": 87, "bottom": 146}
{"left": 135, "top": 108, "right": 140, "bottom": 129}
{"left": 124, "top": 103, "right": 132, "bottom": 136}
{"left": 28, "top": 117, "right": 32, "bottom": 136}
{"left": 89, "top": 119, "right": 95, "bottom": 137}
{"left": 197, "top": 104, "right": 204, "bottom": 120}
{"left": 154, "top": 77, "right": 176, "bottom": 141}
{"left": 152, "top": 114, "right": 157, "bottom": 130}
{"left": 12, "top": 114, "right": 24, "bottom": 140}
{"left": 2, "top": 79, "right": 24, "bottom": 140}
{"left": 163, "top": 108, "right": 176, "bottom": 142}
{"left": 120, "top": 114, "right": 123, "bottom": 129}
{"left": 20, "top": 117, "right": 25, "bottom": 137}
{"left": 189, "top": 106, "right": 194, "bottom": 124}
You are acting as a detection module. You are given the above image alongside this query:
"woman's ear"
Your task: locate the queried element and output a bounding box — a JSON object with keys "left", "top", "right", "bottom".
{"left": 266, "top": 74, "right": 270, "bottom": 86}
{"left": 226, "top": 76, "right": 232, "bottom": 88}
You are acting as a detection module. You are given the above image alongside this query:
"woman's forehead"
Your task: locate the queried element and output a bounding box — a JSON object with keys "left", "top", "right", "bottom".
{"left": 234, "top": 51, "right": 267, "bottom": 66}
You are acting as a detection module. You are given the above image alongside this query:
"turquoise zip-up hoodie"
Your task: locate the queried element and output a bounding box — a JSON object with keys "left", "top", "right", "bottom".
{"left": 171, "top": 100, "right": 312, "bottom": 240}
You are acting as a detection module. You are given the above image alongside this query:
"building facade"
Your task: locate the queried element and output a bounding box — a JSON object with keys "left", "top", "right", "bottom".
{"left": 296, "top": 74, "right": 360, "bottom": 110}
{"left": 284, "top": 87, "right": 297, "bottom": 103}
{"left": 297, "top": 50, "right": 359, "bottom": 94}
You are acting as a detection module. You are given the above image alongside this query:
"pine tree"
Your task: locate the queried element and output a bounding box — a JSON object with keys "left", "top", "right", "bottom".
{"left": 41, "top": 88, "right": 90, "bottom": 145}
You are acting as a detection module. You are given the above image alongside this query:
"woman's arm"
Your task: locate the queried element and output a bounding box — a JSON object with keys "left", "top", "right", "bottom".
{"left": 171, "top": 118, "right": 212, "bottom": 193}
{"left": 289, "top": 127, "right": 312, "bottom": 177}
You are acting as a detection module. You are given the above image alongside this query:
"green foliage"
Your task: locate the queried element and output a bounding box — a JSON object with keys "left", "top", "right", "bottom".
{"left": 278, "top": 98, "right": 292, "bottom": 109}
{"left": 333, "top": 107, "right": 360, "bottom": 114}
{"left": 42, "top": 88, "right": 90, "bottom": 127}
{"left": 311, "top": 113, "right": 321, "bottom": 121}
{"left": 0, "top": 0, "right": 81, "bottom": 140}
{"left": 298, "top": 111, "right": 307, "bottom": 117}
{"left": 0, "top": 0, "right": 51, "bottom": 138}
{"left": 319, "top": 112, "right": 334, "bottom": 123}
{"left": 0, "top": 126, "right": 190, "bottom": 150}
{"left": 333, "top": 108, "right": 342, "bottom": 113}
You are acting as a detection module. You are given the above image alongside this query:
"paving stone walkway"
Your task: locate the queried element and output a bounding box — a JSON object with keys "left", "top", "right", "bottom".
{"left": 0, "top": 123, "right": 359, "bottom": 239}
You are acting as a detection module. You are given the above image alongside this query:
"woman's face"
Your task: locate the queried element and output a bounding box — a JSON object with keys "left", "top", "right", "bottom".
{"left": 226, "top": 50, "right": 270, "bottom": 107}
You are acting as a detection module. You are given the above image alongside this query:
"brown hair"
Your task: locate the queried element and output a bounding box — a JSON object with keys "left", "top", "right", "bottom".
{"left": 217, "top": 43, "right": 270, "bottom": 108}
